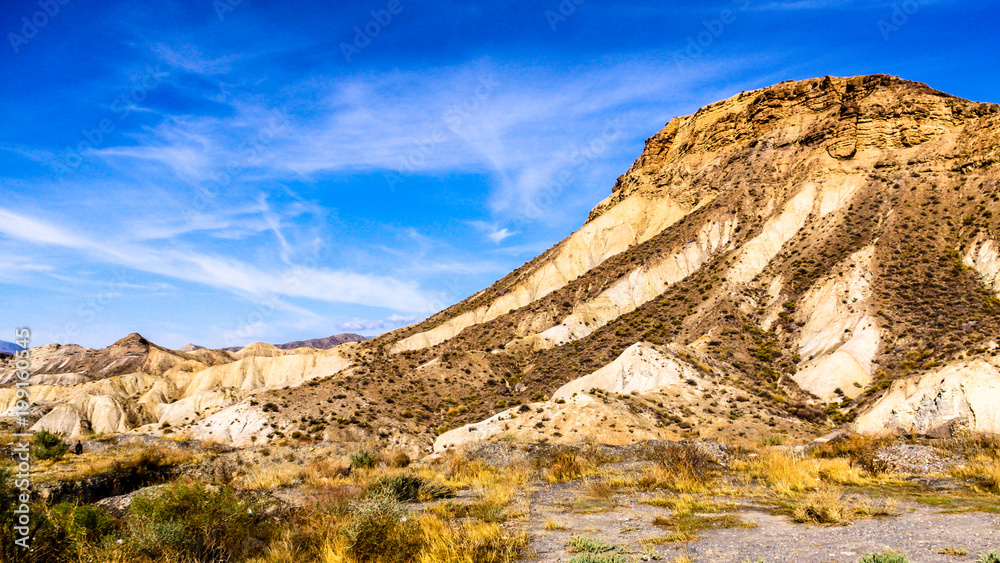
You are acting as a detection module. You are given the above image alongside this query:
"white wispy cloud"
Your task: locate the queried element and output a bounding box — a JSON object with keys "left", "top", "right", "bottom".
{"left": 0, "top": 206, "right": 439, "bottom": 313}
{"left": 467, "top": 220, "right": 517, "bottom": 244}
{"left": 337, "top": 314, "right": 419, "bottom": 332}
{"left": 87, "top": 56, "right": 742, "bottom": 226}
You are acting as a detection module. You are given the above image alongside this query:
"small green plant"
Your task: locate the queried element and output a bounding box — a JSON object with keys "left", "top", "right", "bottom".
{"left": 567, "top": 554, "right": 629, "bottom": 563}
{"left": 31, "top": 430, "right": 69, "bottom": 460}
{"left": 858, "top": 551, "right": 909, "bottom": 563}
{"left": 566, "top": 535, "right": 617, "bottom": 554}
{"left": 979, "top": 552, "right": 1000, "bottom": 563}
{"left": 759, "top": 433, "right": 784, "bottom": 446}
{"left": 349, "top": 448, "right": 378, "bottom": 469}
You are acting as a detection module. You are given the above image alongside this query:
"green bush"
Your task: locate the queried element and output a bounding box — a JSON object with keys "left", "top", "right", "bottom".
{"left": 31, "top": 430, "right": 70, "bottom": 460}
{"left": 366, "top": 475, "right": 454, "bottom": 502}
{"left": 124, "top": 482, "right": 269, "bottom": 561}
{"left": 342, "top": 495, "right": 421, "bottom": 562}
{"left": 859, "top": 551, "right": 909, "bottom": 563}
{"left": 979, "top": 552, "right": 1000, "bottom": 563}
{"left": 0, "top": 474, "right": 104, "bottom": 563}
{"left": 45, "top": 502, "right": 118, "bottom": 558}
{"left": 349, "top": 448, "right": 379, "bottom": 469}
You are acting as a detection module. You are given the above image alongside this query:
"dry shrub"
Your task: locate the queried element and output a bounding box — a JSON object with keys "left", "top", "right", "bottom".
{"left": 814, "top": 457, "right": 870, "bottom": 486}
{"left": 365, "top": 475, "right": 455, "bottom": 502}
{"left": 942, "top": 433, "right": 1000, "bottom": 461}
{"left": 306, "top": 459, "right": 352, "bottom": 481}
{"left": 543, "top": 451, "right": 587, "bottom": 483}
{"left": 387, "top": 451, "right": 412, "bottom": 469}
{"left": 643, "top": 443, "right": 716, "bottom": 493}
{"left": 951, "top": 458, "right": 1000, "bottom": 495}
{"left": 852, "top": 496, "right": 900, "bottom": 518}
{"left": 791, "top": 486, "right": 898, "bottom": 525}
{"left": 341, "top": 495, "right": 422, "bottom": 563}
{"left": 791, "top": 487, "right": 850, "bottom": 524}
{"left": 125, "top": 482, "right": 272, "bottom": 561}
{"left": 584, "top": 478, "right": 615, "bottom": 501}
{"left": 809, "top": 434, "right": 895, "bottom": 475}
{"left": 235, "top": 462, "right": 307, "bottom": 490}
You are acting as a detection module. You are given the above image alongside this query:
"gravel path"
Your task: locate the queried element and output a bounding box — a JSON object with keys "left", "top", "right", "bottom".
{"left": 521, "top": 481, "right": 1000, "bottom": 563}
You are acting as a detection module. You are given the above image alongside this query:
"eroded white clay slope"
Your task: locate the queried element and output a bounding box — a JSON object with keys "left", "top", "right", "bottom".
{"left": 515, "top": 218, "right": 737, "bottom": 351}
{"left": 855, "top": 358, "right": 1000, "bottom": 435}
{"left": 434, "top": 342, "right": 713, "bottom": 451}
{"left": 392, "top": 194, "right": 698, "bottom": 353}
{"left": 964, "top": 238, "right": 1000, "bottom": 293}
{"left": 726, "top": 177, "right": 862, "bottom": 286}
{"left": 793, "top": 246, "right": 880, "bottom": 401}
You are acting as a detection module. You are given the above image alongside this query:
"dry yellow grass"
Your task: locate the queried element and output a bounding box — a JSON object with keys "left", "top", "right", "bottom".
{"left": 813, "top": 457, "right": 871, "bottom": 486}
{"left": 234, "top": 461, "right": 308, "bottom": 490}
{"left": 790, "top": 485, "right": 899, "bottom": 525}
{"left": 735, "top": 450, "right": 817, "bottom": 495}
{"left": 46, "top": 444, "right": 195, "bottom": 483}
{"left": 416, "top": 516, "right": 528, "bottom": 563}
{"left": 641, "top": 462, "right": 713, "bottom": 494}
{"left": 951, "top": 457, "right": 1000, "bottom": 494}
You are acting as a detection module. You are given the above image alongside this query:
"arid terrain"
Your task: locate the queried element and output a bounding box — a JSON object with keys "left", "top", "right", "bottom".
{"left": 2, "top": 75, "right": 1000, "bottom": 562}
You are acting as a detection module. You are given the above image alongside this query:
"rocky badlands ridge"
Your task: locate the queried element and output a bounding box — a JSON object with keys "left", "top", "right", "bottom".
{"left": 0, "top": 334, "right": 357, "bottom": 438}
{"left": 4, "top": 75, "right": 1000, "bottom": 450}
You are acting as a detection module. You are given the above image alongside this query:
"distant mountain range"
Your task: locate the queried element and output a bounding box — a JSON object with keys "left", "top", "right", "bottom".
{"left": 177, "top": 333, "right": 368, "bottom": 353}
{"left": 0, "top": 340, "right": 24, "bottom": 355}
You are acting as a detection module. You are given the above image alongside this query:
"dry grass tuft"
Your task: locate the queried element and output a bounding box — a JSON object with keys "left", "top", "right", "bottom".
{"left": 543, "top": 451, "right": 588, "bottom": 483}
{"left": 640, "top": 443, "right": 717, "bottom": 493}
{"left": 951, "top": 458, "right": 1000, "bottom": 495}
{"left": 417, "top": 515, "right": 528, "bottom": 563}
{"left": 738, "top": 450, "right": 816, "bottom": 495}
{"left": 790, "top": 486, "right": 899, "bottom": 525}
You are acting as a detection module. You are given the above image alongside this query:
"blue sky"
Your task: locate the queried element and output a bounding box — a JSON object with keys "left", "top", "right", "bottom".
{"left": 0, "top": 0, "right": 997, "bottom": 349}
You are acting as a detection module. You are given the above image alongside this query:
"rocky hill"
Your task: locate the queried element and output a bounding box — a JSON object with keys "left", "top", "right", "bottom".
{"left": 4, "top": 75, "right": 1000, "bottom": 453}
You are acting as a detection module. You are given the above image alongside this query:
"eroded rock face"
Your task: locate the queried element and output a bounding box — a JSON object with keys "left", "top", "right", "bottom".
{"left": 434, "top": 341, "right": 809, "bottom": 452}
{"left": 406, "top": 75, "right": 1000, "bottom": 449}
{"left": 854, "top": 358, "right": 1000, "bottom": 435}
{"left": 10, "top": 75, "right": 1000, "bottom": 449}
{"left": 792, "top": 246, "right": 879, "bottom": 401}
{"left": 0, "top": 337, "right": 357, "bottom": 440}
